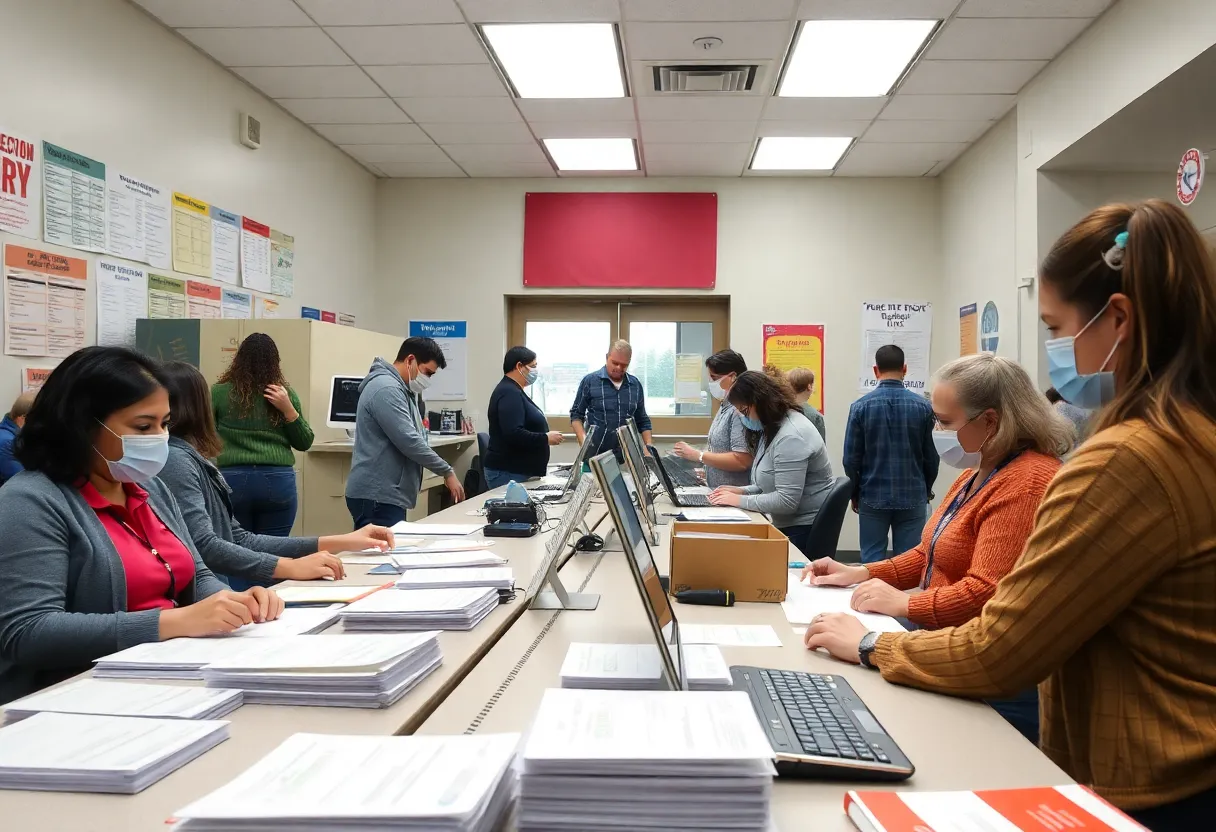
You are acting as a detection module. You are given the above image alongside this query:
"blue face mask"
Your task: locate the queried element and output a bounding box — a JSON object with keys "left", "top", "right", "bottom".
{"left": 522, "top": 367, "right": 539, "bottom": 386}
{"left": 740, "top": 412, "right": 763, "bottom": 432}
{"left": 1045, "top": 300, "right": 1120, "bottom": 409}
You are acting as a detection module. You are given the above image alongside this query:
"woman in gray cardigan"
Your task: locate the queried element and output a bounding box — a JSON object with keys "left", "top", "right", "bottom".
{"left": 0, "top": 347, "right": 284, "bottom": 704}
{"left": 708, "top": 371, "right": 834, "bottom": 555}
{"left": 158, "top": 363, "right": 393, "bottom": 584}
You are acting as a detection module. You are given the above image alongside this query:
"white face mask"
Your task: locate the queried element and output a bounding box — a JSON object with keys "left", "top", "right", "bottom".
{"left": 407, "top": 361, "right": 432, "bottom": 394}
{"left": 708, "top": 376, "right": 728, "bottom": 400}
{"left": 95, "top": 422, "right": 170, "bottom": 483}
{"left": 932, "top": 415, "right": 990, "bottom": 470}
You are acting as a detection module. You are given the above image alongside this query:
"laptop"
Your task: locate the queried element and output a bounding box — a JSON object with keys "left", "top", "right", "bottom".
{"left": 652, "top": 454, "right": 713, "bottom": 508}
{"left": 590, "top": 450, "right": 915, "bottom": 782}
{"left": 616, "top": 425, "right": 662, "bottom": 541}
{"left": 527, "top": 425, "right": 599, "bottom": 504}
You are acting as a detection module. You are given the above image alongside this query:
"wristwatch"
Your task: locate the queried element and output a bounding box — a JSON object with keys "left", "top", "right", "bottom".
{"left": 859, "top": 631, "right": 881, "bottom": 669}
{"left": 698, "top": 450, "right": 705, "bottom": 464}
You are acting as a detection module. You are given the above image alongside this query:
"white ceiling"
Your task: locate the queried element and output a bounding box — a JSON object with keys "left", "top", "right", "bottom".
{"left": 131, "top": 0, "right": 1115, "bottom": 178}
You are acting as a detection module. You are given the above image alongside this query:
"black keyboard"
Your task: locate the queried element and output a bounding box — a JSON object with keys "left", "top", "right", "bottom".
{"left": 664, "top": 457, "right": 703, "bottom": 488}
{"left": 677, "top": 492, "right": 712, "bottom": 507}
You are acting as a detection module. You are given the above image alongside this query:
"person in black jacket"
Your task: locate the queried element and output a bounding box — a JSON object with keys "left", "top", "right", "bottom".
{"left": 484, "top": 346, "right": 563, "bottom": 490}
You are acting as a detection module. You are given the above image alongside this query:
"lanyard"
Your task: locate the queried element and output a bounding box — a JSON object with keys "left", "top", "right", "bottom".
{"left": 922, "top": 452, "right": 1020, "bottom": 589}
{"left": 110, "top": 511, "right": 178, "bottom": 606}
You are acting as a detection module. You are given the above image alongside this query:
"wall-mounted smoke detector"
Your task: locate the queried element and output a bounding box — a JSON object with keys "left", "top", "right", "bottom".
{"left": 645, "top": 60, "right": 769, "bottom": 94}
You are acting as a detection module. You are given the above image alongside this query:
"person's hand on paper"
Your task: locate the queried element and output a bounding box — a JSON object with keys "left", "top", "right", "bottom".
{"left": 708, "top": 488, "right": 742, "bottom": 507}
{"left": 445, "top": 471, "right": 466, "bottom": 503}
{"left": 801, "top": 558, "right": 869, "bottom": 587}
{"left": 158, "top": 590, "right": 254, "bottom": 639}
{"left": 239, "top": 585, "right": 284, "bottom": 623}
{"left": 321, "top": 525, "right": 394, "bottom": 554}
{"left": 263, "top": 384, "right": 298, "bottom": 420}
{"left": 274, "top": 552, "right": 346, "bottom": 582}
{"left": 547, "top": 431, "right": 564, "bottom": 446}
{"left": 672, "top": 441, "right": 699, "bottom": 461}
{"left": 803, "top": 612, "right": 868, "bottom": 664}
{"left": 850, "top": 579, "right": 910, "bottom": 618}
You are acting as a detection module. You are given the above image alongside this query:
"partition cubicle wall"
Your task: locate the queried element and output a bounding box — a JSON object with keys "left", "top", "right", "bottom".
{"left": 135, "top": 318, "right": 476, "bottom": 536}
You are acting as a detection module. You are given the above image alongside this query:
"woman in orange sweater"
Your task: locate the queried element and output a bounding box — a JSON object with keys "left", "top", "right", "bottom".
{"left": 803, "top": 352, "right": 1071, "bottom": 740}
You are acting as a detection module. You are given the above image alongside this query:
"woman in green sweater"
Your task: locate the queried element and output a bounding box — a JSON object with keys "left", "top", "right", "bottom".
{"left": 212, "top": 333, "right": 313, "bottom": 560}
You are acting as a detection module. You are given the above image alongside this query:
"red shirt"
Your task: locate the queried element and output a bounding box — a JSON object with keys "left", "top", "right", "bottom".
{"left": 80, "top": 481, "right": 197, "bottom": 612}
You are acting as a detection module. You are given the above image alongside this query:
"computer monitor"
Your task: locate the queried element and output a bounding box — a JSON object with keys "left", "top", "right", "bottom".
{"left": 326, "top": 375, "right": 363, "bottom": 431}
{"left": 617, "top": 424, "right": 660, "bottom": 544}
{"left": 527, "top": 477, "right": 600, "bottom": 611}
{"left": 589, "top": 451, "right": 686, "bottom": 691}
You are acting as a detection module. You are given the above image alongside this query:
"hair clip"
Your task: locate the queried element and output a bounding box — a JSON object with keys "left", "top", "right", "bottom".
{"left": 1103, "top": 230, "right": 1129, "bottom": 270}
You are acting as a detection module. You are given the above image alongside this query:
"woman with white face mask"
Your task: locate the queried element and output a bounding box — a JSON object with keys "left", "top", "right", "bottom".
{"left": 0, "top": 347, "right": 283, "bottom": 704}
{"left": 671, "top": 349, "right": 753, "bottom": 489}
{"left": 805, "top": 200, "right": 1216, "bottom": 829}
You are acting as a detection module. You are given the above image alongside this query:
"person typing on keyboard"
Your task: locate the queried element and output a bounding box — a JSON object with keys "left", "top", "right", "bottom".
{"left": 672, "top": 350, "right": 753, "bottom": 489}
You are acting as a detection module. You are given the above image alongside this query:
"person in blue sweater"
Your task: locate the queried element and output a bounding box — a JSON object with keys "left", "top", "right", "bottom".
{"left": 484, "top": 346, "right": 564, "bottom": 490}
{"left": 0, "top": 392, "right": 34, "bottom": 487}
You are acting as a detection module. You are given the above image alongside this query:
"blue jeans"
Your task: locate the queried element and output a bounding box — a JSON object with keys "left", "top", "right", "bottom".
{"left": 987, "top": 687, "right": 1040, "bottom": 746}
{"left": 346, "top": 497, "right": 406, "bottom": 530}
{"left": 1127, "top": 783, "right": 1216, "bottom": 831}
{"left": 221, "top": 465, "right": 298, "bottom": 590}
{"left": 859, "top": 504, "right": 928, "bottom": 564}
{"left": 780, "top": 524, "right": 814, "bottom": 558}
{"left": 484, "top": 468, "right": 531, "bottom": 491}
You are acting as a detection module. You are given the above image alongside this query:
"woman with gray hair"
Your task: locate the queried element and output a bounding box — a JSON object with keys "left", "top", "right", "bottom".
{"left": 802, "top": 353, "right": 1072, "bottom": 742}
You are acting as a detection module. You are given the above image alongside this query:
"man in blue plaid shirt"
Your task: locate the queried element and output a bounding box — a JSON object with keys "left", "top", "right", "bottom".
{"left": 843, "top": 345, "right": 939, "bottom": 564}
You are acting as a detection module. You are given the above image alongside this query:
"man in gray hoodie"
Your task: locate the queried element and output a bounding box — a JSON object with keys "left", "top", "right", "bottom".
{"left": 345, "top": 336, "right": 466, "bottom": 527}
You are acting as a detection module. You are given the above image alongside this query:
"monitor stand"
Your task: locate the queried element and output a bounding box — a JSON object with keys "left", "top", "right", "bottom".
{"left": 530, "top": 559, "right": 600, "bottom": 611}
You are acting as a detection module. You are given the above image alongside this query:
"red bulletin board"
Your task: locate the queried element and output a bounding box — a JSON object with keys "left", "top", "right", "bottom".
{"left": 522, "top": 192, "right": 718, "bottom": 288}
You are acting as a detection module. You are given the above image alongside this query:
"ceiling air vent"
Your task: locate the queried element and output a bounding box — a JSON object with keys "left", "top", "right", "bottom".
{"left": 652, "top": 64, "right": 759, "bottom": 93}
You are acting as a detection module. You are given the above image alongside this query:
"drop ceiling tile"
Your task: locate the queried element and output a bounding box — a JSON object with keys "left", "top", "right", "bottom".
{"left": 422, "top": 121, "right": 536, "bottom": 144}
{"left": 529, "top": 121, "right": 639, "bottom": 139}
{"left": 178, "top": 27, "right": 350, "bottom": 66}
{"left": 646, "top": 158, "right": 746, "bottom": 177}
{"left": 836, "top": 141, "right": 966, "bottom": 176}
{"left": 325, "top": 24, "right": 487, "bottom": 64}
{"left": 443, "top": 143, "right": 548, "bottom": 165}
{"left": 277, "top": 97, "right": 410, "bottom": 123}
{"left": 518, "top": 98, "right": 637, "bottom": 122}
{"left": 625, "top": 22, "right": 793, "bottom": 62}
{"left": 623, "top": 0, "right": 796, "bottom": 22}
{"left": 366, "top": 64, "right": 508, "bottom": 97}
{"left": 958, "top": 0, "right": 1113, "bottom": 17}
{"left": 929, "top": 18, "right": 1092, "bottom": 60}
{"left": 313, "top": 123, "right": 432, "bottom": 143}
{"left": 361, "top": 162, "right": 387, "bottom": 177}
{"left": 637, "top": 96, "right": 765, "bottom": 121}
{"left": 757, "top": 120, "right": 871, "bottom": 137}
{"left": 458, "top": 0, "right": 619, "bottom": 23}
{"left": 899, "top": 60, "right": 1047, "bottom": 94}
{"left": 133, "top": 0, "right": 311, "bottom": 27}
{"left": 864, "top": 119, "right": 992, "bottom": 143}
{"left": 641, "top": 121, "right": 759, "bottom": 144}
{"left": 762, "top": 97, "right": 886, "bottom": 121}
{"left": 340, "top": 143, "right": 448, "bottom": 164}
{"left": 375, "top": 158, "right": 467, "bottom": 176}
{"left": 882, "top": 93, "right": 1016, "bottom": 120}
{"left": 295, "top": 0, "right": 464, "bottom": 25}
{"left": 460, "top": 160, "right": 558, "bottom": 177}
{"left": 396, "top": 96, "right": 522, "bottom": 123}
{"left": 642, "top": 142, "right": 752, "bottom": 165}
{"left": 797, "top": 0, "right": 957, "bottom": 18}
{"left": 233, "top": 66, "right": 382, "bottom": 98}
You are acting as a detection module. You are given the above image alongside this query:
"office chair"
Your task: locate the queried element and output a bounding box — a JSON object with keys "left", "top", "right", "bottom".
{"left": 800, "top": 477, "right": 853, "bottom": 563}
{"left": 465, "top": 431, "right": 490, "bottom": 497}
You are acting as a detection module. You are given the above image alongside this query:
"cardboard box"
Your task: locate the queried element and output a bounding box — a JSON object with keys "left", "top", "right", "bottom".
{"left": 669, "top": 522, "right": 789, "bottom": 603}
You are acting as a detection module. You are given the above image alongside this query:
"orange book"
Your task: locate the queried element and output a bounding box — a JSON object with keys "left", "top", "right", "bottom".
{"left": 845, "top": 786, "right": 1149, "bottom": 832}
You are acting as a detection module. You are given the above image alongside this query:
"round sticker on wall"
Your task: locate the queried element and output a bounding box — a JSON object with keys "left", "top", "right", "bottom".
{"left": 981, "top": 301, "right": 1000, "bottom": 353}
{"left": 1177, "top": 148, "right": 1205, "bottom": 206}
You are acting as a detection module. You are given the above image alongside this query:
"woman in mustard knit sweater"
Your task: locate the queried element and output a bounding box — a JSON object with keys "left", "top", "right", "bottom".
{"left": 212, "top": 333, "right": 313, "bottom": 554}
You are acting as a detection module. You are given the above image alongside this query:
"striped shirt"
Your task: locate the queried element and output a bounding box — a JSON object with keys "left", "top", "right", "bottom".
{"left": 569, "top": 367, "right": 652, "bottom": 461}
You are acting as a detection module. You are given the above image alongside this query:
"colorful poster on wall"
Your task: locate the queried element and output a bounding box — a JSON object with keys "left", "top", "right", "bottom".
{"left": 148, "top": 273, "right": 187, "bottom": 319}
{"left": 981, "top": 301, "right": 1000, "bottom": 353}
{"left": 21, "top": 367, "right": 52, "bottom": 393}
{"left": 320, "top": 310, "right": 337, "bottom": 323}
{"left": 256, "top": 296, "right": 280, "bottom": 319}
{"left": 221, "top": 288, "right": 252, "bottom": 319}
{"left": 270, "top": 229, "right": 294, "bottom": 297}
{"left": 3, "top": 244, "right": 87, "bottom": 358}
{"left": 858, "top": 301, "right": 933, "bottom": 393}
{"left": 187, "top": 280, "right": 222, "bottom": 319}
{"left": 959, "top": 303, "right": 977, "bottom": 357}
{"left": 301, "top": 306, "right": 321, "bottom": 320}
{"left": 105, "top": 170, "right": 171, "bottom": 269}
{"left": 171, "top": 192, "right": 211, "bottom": 278}
{"left": 209, "top": 206, "right": 240, "bottom": 285}
{"left": 42, "top": 142, "right": 106, "bottom": 253}
{"left": 96, "top": 258, "right": 148, "bottom": 347}
{"left": 240, "top": 217, "right": 272, "bottom": 293}
{"left": 408, "top": 320, "right": 467, "bottom": 402}
{"left": 0, "top": 128, "right": 40, "bottom": 239}
{"left": 762, "top": 324, "right": 826, "bottom": 413}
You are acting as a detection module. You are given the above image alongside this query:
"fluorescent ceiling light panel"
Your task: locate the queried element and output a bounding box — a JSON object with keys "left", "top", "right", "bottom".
{"left": 482, "top": 23, "right": 625, "bottom": 98}
{"left": 544, "top": 138, "right": 637, "bottom": 171}
{"left": 779, "top": 19, "right": 937, "bottom": 97}
{"left": 751, "top": 137, "right": 852, "bottom": 171}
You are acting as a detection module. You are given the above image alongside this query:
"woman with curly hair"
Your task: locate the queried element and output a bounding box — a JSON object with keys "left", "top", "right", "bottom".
{"left": 212, "top": 333, "right": 313, "bottom": 564}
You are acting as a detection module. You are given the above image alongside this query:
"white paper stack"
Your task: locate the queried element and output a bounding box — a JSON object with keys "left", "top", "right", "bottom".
{"left": 341, "top": 587, "right": 500, "bottom": 631}
{"left": 390, "top": 550, "right": 506, "bottom": 571}
{"left": 519, "top": 689, "right": 775, "bottom": 831}
{"left": 0, "top": 712, "right": 229, "bottom": 794}
{"left": 390, "top": 521, "right": 486, "bottom": 537}
{"left": 395, "top": 567, "right": 514, "bottom": 591}
{"left": 223, "top": 606, "right": 342, "bottom": 637}
{"left": 677, "top": 507, "right": 751, "bottom": 522}
{"left": 94, "top": 637, "right": 266, "bottom": 680}
{"left": 782, "top": 573, "right": 907, "bottom": 634}
{"left": 559, "top": 643, "right": 732, "bottom": 691}
{"left": 200, "top": 633, "right": 442, "bottom": 708}
{"left": 173, "top": 732, "right": 519, "bottom": 832}
{"left": 3, "top": 679, "right": 242, "bottom": 723}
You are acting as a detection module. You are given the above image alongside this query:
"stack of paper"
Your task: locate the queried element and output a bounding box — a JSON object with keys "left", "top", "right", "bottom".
{"left": 0, "top": 712, "right": 229, "bottom": 794}
{"left": 391, "top": 550, "right": 506, "bottom": 570}
{"left": 678, "top": 507, "right": 751, "bottom": 522}
{"left": 519, "top": 689, "right": 774, "bottom": 831}
{"left": 94, "top": 638, "right": 264, "bottom": 680}
{"left": 396, "top": 567, "right": 514, "bottom": 591}
{"left": 173, "top": 732, "right": 519, "bottom": 831}
{"left": 274, "top": 584, "right": 387, "bottom": 607}
{"left": 341, "top": 587, "right": 500, "bottom": 631}
{"left": 223, "top": 606, "right": 342, "bottom": 637}
{"left": 392, "top": 539, "right": 498, "bottom": 555}
{"left": 3, "top": 679, "right": 242, "bottom": 723}
{"left": 390, "top": 521, "right": 485, "bottom": 537}
{"left": 200, "top": 633, "right": 442, "bottom": 708}
{"left": 560, "top": 643, "right": 732, "bottom": 691}
{"left": 782, "top": 573, "right": 907, "bottom": 634}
